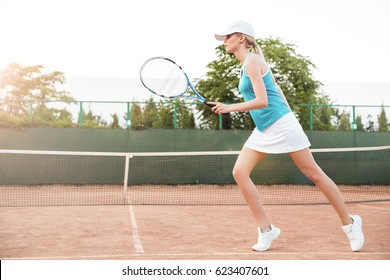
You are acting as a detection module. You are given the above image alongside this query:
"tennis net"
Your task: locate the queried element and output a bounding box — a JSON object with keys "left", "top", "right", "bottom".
{"left": 0, "top": 146, "right": 389, "bottom": 206}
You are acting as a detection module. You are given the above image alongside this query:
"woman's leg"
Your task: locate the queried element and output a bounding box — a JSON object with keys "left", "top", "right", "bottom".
{"left": 288, "top": 148, "right": 352, "bottom": 225}
{"left": 232, "top": 147, "right": 270, "bottom": 231}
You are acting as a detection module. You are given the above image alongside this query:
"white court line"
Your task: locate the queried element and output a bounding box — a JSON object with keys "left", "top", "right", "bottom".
{"left": 2, "top": 251, "right": 390, "bottom": 260}
{"left": 128, "top": 205, "right": 144, "bottom": 253}
{"left": 356, "top": 204, "right": 390, "bottom": 212}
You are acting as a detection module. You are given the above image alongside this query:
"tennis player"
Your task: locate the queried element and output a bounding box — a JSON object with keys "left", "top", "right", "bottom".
{"left": 208, "top": 21, "right": 364, "bottom": 252}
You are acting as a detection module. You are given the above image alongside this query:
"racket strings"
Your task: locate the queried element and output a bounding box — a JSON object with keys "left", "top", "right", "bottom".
{"left": 160, "top": 65, "right": 187, "bottom": 96}
{"left": 141, "top": 58, "right": 188, "bottom": 98}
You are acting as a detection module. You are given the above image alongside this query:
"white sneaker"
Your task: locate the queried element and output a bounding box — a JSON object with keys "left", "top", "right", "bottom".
{"left": 252, "top": 224, "right": 281, "bottom": 252}
{"left": 342, "top": 215, "right": 365, "bottom": 252}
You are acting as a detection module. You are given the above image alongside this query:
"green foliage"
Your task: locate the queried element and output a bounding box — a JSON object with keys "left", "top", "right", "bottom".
{"left": 366, "top": 114, "right": 375, "bottom": 132}
{"left": 312, "top": 96, "right": 338, "bottom": 131}
{"left": 355, "top": 115, "right": 365, "bottom": 131}
{"left": 109, "top": 113, "right": 121, "bottom": 129}
{"left": 153, "top": 104, "right": 173, "bottom": 129}
{"left": 80, "top": 109, "right": 107, "bottom": 128}
{"left": 143, "top": 98, "right": 160, "bottom": 128}
{"left": 0, "top": 63, "right": 75, "bottom": 128}
{"left": 337, "top": 111, "right": 352, "bottom": 131}
{"left": 0, "top": 110, "right": 30, "bottom": 128}
{"left": 32, "top": 106, "right": 74, "bottom": 128}
{"left": 129, "top": 103, "right": 145, "bottom": 130}
{"left": 130, "top": 100, "right": 196, "bottom": 130}
{"left": 377, "top": 105, "right": 389, "bottom": 132}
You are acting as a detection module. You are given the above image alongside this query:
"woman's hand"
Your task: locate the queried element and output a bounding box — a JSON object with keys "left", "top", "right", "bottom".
{"left": 206, "top": 102, "right": 232, "bottom": 115}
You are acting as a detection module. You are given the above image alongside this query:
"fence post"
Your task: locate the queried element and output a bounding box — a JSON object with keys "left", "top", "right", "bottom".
{"left": 78, "top": 101, "right": 83, "bottom": 128}
{"left": 309, "top": 104, "right": 313, "bottom": 130}
{"left": 352, "top": 106, "right": 357, "bottom": 130}
{"left": 173, "top": 102, "right": 178, "bottom": 129}
{"left": 126, "top": 102, "right": 131, "bottom": 128}
{"left": 29, "top": 101, "right": 33, "bottom": 125}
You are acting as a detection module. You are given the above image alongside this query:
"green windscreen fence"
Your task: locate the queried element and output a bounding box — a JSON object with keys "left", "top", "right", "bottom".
{"left": 0, "top": 146, "right": 389, "bottom": 206}
{"left": 0, "top": 129, "right": 389, "bottom": 152}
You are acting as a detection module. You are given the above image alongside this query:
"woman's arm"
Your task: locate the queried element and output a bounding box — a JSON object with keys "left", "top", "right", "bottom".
{"left": 210, "top": 54, "right": 268, "bottom": 114}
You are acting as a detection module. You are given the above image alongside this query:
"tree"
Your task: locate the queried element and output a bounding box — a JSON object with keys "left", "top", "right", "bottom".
{"left": 377, "top": 105, "right": 389, "bottom": 132}
{"left": 152, "top": 101, "right": 195, "bottom": 129}
{"left": 175, "top": 102, "right": 196, "bottom": 129}
{"left": 312, "top": 95, "right": 338, "bottom": 131}
{"left": 155, "top": 103, "right": 174, "bottom": 129}
{"left": 32, "top": 106, "right": 74, "bottom": 128}
{"left": 0, "top": 63, "right": 74, "bottom": 127}
{"left": 130, "top": 102, "right": 145, "bottom": 130}
{"left": 355, "top": 115, "right": 364, "bottom": 131}
{"left": 109, "top": 113, "right": 121, "bottom": 129}
{"left": 143, "top": 98, "right": 160, "bottom": 128}
{"left": 81, "top": 109, "right": 107, "bottom": 128}
{"left": 337, "top": 111, "right": 352, "bottom": 131}
{"left": 260, "top": 38, "right": 321, "bottom": 129}
{"left": 129, "top": 98, "right": 197, "bottom": 129}
{"left": 366, "top": 114, "right": 375, "bottom": 132}
{"left": 195, "top": 38, "right": 323, "bottom": 130}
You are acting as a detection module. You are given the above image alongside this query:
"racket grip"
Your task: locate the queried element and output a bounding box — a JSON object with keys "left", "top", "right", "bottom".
{"left": 203, "top": 101, "right": 215, "bottom": 108}
{"left": 204, "top": 100, "right": 229, "bottom": 116}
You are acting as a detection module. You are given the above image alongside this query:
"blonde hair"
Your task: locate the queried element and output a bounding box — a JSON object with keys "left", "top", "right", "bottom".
{"left": 243, "top": 34, "right": 264, "bottom": 58}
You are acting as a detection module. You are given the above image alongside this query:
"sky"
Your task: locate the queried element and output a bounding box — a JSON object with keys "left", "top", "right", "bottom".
{"left": 0, "top": 0, "right": 390, "bottom": 106}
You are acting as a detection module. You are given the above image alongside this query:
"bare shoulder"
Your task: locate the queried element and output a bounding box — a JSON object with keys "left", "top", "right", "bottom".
{"left": 246, "top": 54, "right": 268, "bottom": 76}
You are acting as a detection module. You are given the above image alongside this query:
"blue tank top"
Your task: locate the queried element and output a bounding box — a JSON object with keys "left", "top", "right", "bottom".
{"left": 238, "top": 53, "right": 291, "bottom": 131}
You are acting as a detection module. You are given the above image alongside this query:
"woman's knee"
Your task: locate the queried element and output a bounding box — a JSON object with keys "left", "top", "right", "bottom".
{"left": 232, "top": 164, "right": 249, "bottom": 181}
{"left": 232, "top": 165, "right": 240, "bottom": 180}
{"left": 302, "top": 168, "right": 323, "bottom": 184}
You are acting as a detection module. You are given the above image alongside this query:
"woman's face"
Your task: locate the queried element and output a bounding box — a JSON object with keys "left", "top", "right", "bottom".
{"left": 223, "top": 33, "right": 242, "bottom": 53}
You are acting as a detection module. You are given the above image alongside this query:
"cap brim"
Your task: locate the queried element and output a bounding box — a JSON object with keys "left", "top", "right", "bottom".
{"left": 215, "top": 34, "right": 227, "bottom": 41}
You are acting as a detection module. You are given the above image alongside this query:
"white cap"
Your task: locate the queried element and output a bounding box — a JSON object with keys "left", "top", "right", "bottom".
{"left": 215, "top": 21, "right": 255, "bottom": 41}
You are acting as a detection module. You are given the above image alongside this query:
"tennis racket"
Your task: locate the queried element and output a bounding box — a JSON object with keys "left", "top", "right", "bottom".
{"left": 139, "top": 56, "right": 214, "bottom": 107}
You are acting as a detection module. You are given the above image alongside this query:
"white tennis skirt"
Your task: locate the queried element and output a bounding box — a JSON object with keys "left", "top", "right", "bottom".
{"left": 244, "top": 112, "right": 311, "bottom": 154}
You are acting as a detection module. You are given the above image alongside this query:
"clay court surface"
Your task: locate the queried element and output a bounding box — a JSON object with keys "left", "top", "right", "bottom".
{"left": 1, "top": 201, "right": 389, "bottom": 260}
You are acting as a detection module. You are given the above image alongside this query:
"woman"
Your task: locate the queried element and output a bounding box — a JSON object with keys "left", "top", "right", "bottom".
{"left": 208, "top": 21, "right": 364, "bottom": 252}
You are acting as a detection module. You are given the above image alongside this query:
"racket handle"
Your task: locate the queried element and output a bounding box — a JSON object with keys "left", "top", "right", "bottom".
{"left": 204, "top": 101, "right": 229, "bottom": 116}
{"left": 203, "top": 101, "right": 215, "bottom": 108}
